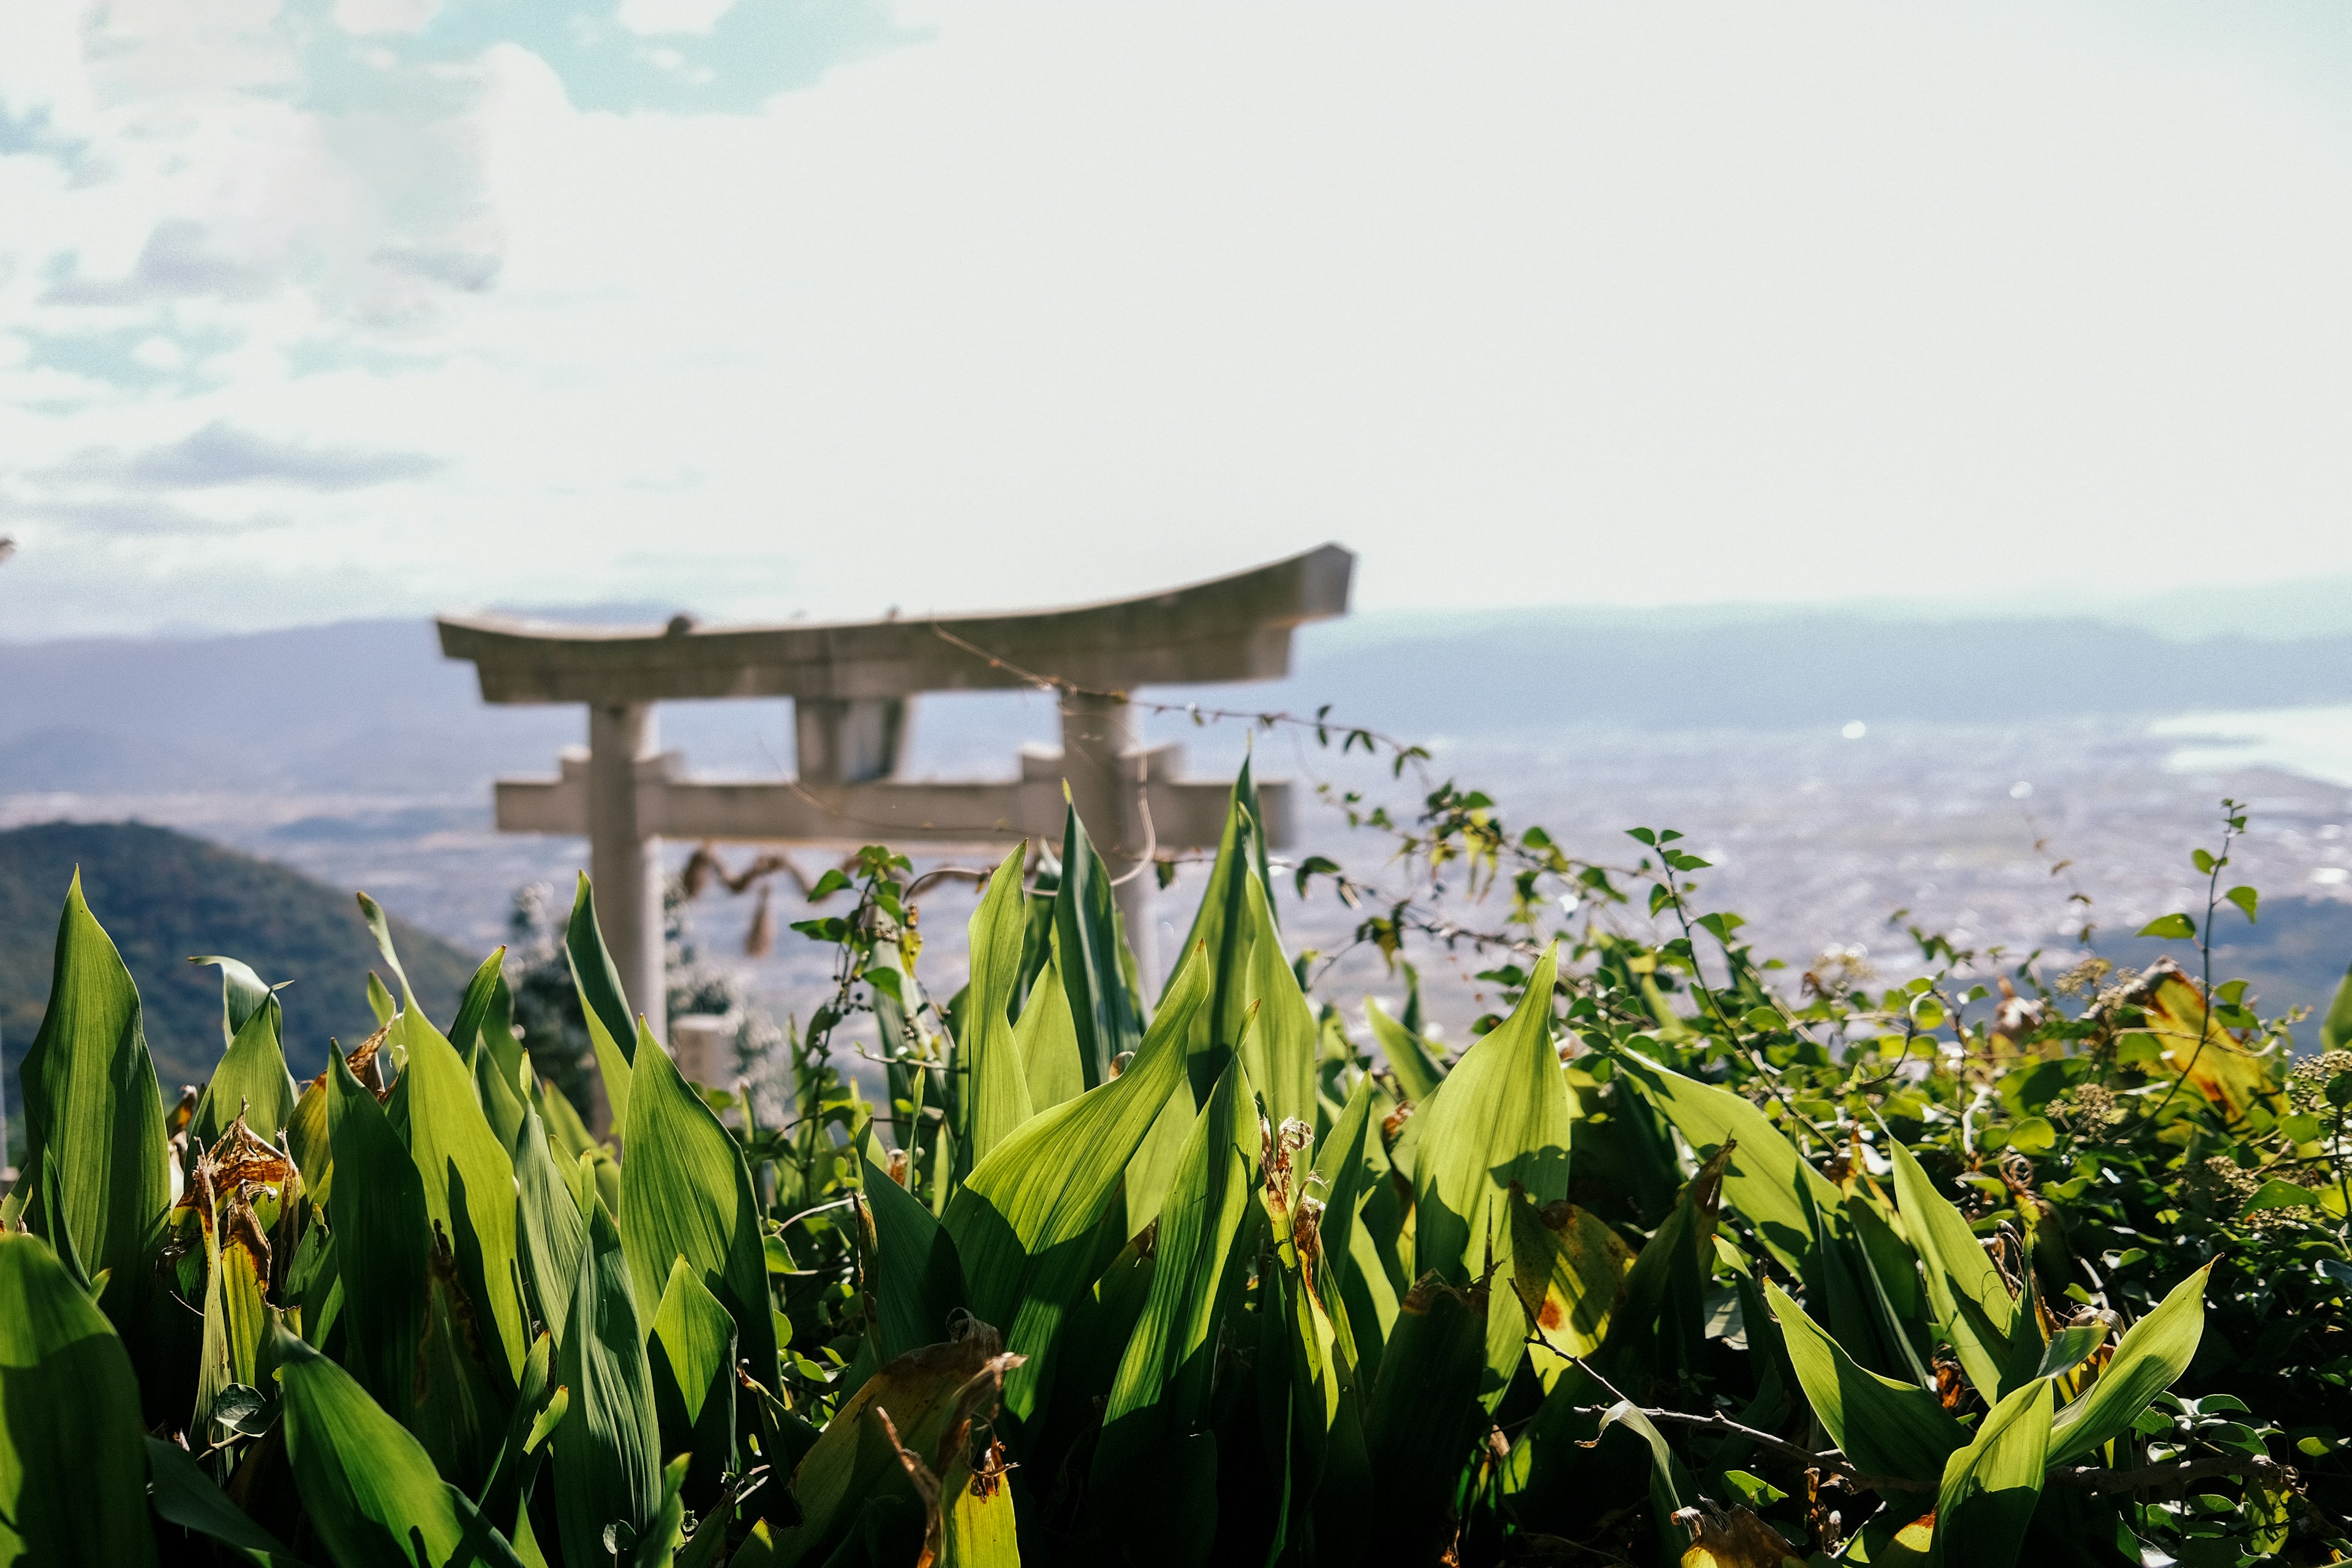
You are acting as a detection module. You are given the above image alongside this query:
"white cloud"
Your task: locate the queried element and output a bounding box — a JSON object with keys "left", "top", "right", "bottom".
{"left": 4, "top": 1, "right": 2352, "bottom": 637}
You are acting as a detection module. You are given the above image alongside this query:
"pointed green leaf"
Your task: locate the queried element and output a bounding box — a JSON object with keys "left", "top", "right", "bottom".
{"left": 0, "top": 1231, "right": 158, "bottom": 1568}
{"left": 1101, "top": 1052, "right": 1258, "bottom": 1448}
{"left": 512, "top": 1104, "right": 587, "bottom": 1349}
{"left": 1055, "top": 801, "right": 1144, "bottom": 1090}
{"left": 473, "top": 1332, "right": 559, "bottom": 1544}
{"left": 400, "top": 1004, "right": 529, "bottom": 1381}
{"left": 1365, "top": 995, "right": 1447, "bottom": 1104}
{"left": 1765, "top": 1280, "right": 1964, "bottom": 1483}
{"left": 366, "top": 971, "right": 396, "bottom": 1027}
{"left": 1890, "top": 1141, "right": 2019, "bottom": 1396}
{"left": 7, "top": 874, "right": 171, "bottom": 1321}
{"left": 766, "top": 1327, "right": 1017, "bottom": 1566}
{"left": 859, "top": 1156, "right": 968, "bottom": 1362}
{"left": 566, "top": 873, "right": 639, "bottom": 1128}
{"left": 555, "top": 1197, "right": 663, "bottom": 1568}
{"left": 190, "top": 954, "right": 274, "bottom": 1049}
{"left": 1509, "top": 1188, "right": 1635, "bottom": 1381}
{"left": 1611, "top": 1044, "right": 1843, "bottom": 1275}
{"left": 192, "top": 992, "right": 299, "bottom": 1148}
{"left": 944, "top": 938, "right": 1212, "bottom": 1419}
{"left": 1412, "top": 943, "right": 1574, "bottom": 1402}
{"left": 447, "top": 947, "right": 507, "bottom": 1060}
{"left": 1240, "top": 872, "right": 1317, "bottom": 1139}
{"left": 277, "top": 1330, "right": 526, "bottom": 1568}
{"left": 957, "top": 844, "right": 1035, "bottom": 1172}
{"left": 651, "top": 1254, "right": 739, "bottom": 1505}
{"left": 326, "top": 1048, "right": 428, "bottom": 1422}
{"left": 620, "top": 1021, "right": 779, "bottom": 1387}
{"left": 1931, "top": 1376, "right": 2052, "bottom": 1568}
{"left": 146, "top": 1433, "right": 305, "bottom": 1561}
{"left": 1168, "top": 769, "right": 1267, "bottom": 1099}
{"left": 1014, "top": 944, "right": 1085, "bottom": 1115}
{"left": 1363, "top": 1275, "right": 1490, "bottom": 1563}
{"left": 2047, "top": 1264, "right": 2209, "bottom": 1464}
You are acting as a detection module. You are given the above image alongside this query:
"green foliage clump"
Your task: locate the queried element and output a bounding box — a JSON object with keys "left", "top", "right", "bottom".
{"left": 0, "top": 773, "right": 2346, "bottom": 1566}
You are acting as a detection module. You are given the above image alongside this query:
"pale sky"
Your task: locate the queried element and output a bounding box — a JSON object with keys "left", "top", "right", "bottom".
{"left": 2, "top": 1, "right": 2350, "bottom": 638}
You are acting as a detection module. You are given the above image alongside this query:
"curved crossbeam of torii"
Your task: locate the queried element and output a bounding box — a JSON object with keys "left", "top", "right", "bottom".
{"left": 437, "top": 543, "right": 1354, "bottom": 1084}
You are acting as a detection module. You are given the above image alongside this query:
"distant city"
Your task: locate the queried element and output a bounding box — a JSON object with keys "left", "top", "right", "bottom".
{"left": 5, "top": 601, "right": 2351, "bottom": 1067}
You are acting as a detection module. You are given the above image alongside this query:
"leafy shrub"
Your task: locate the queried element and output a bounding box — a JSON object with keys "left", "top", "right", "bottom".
{"left": 0, "top": 771, "right": 2345, "bottom": 1566}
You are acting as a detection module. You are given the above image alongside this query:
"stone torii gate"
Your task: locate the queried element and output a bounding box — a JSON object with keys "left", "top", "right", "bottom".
{"left": 437, "top": 544, "right": 1354, "bottom": 1047}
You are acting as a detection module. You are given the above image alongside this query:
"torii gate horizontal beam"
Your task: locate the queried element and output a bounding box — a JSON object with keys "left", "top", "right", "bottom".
{"left": 492, "top": 742, "right": 1289, "bottom": 848}
{"left": 438, "top": 543, "right": 1352, "bottom": 705}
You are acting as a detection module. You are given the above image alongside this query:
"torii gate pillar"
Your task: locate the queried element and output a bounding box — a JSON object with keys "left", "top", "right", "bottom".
{"left": 440, "top": 544, "right": 1354, "bottom": 1125}
{"left": 587, "top": 701, "right": 666, "bottom": 1037}
{"left": 1059, "top": 688, "right": 1156, "bottom": 986}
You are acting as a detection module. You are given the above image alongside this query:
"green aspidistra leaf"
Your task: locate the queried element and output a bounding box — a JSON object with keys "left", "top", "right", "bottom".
{"left": 1099, "top": 1052, "right": 1258, "bottom": 1454}
{"left": 565, "top": 873, "right": 638, "bottom": 1129}
{"left": 1931, "top": 1376, "right": 2053, "bottom": 1568}
{"left": 190, "top": 953, "right": 274, "bottom": 1048}
{"left": 1611, "top": 1044, "right": 1844, "bottom": 1275}
{"left": 650, "top": 1254, "right": 739, "bottom": 1504}
{"left": 2047, "top": 1264, "right": 2209, "bottom": 1465}
{"left": 399, "top": 1003, "right": 529, "bottom": 1382}
{"left": 1014, "top": 944, "right": 1085, "bottom": 1115}
{"left": 945, "top": 938, "right": 1212, "bottom": 1419}
{"left": 1765, "top": 1280, "right": 1964, "bottom": 1483}
{"left": 277, "top": 1330, "right": 526, "bottom": 1568}
{"left": 326, "top": 1049, "right": 427, "bottom": 1425}
{"left": 958, "top": 844, "right": 1035, "bottom": 1173}
{"left": 1411, "top": 942, "right": 1574, "bottom": 1403}
{"left": 1890, "top": 1140, "right": 2021, "bottom": 1397}
{"left": 192, "top": 989, "right": 298, "bottom": 1148}
{"left": 513, "top": 1104, "right": 587, "bottom": 1347}
{"left": 1364, "top": 996, "right": 1447, "bottom": 1104}
{"left": 619, "top": 1020, "right": 779, "bottom": 1388}
{"left": 555, "top": 1197, "right": 663, "bottom": 1568}
{"left": 0, "top": 1231, "right": 158, "bottom": 1568}
{"left": 6, "top": 874, "right": 171, "bottom": 1323}
{"left": 1055, "top": 799, "right": 1144, "bottom": 1090}
{"left": 1167, "top": 767, "right": 1266, "bottom": 1100}
{"left": 859, "top": 1156, "right": 968, "bottom": 1362}
{"left": 1240, "top": 872, "right": 1317, "bottom": 1139}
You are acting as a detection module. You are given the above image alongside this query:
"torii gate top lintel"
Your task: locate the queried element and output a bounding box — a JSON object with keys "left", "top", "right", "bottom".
{"left": 437, "top": 545, "right": 1354, "bottom": 1078}
{"left": 436, "top": 542, "right": 1354, "bottom": 705}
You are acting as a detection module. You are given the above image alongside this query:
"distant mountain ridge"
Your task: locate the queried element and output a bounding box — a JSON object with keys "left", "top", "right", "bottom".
{"left": 0, "top": 821, "right": 477, "bottom": 1110}
{"left": 6, "top": 609, "right": 2352, "bottom": 801}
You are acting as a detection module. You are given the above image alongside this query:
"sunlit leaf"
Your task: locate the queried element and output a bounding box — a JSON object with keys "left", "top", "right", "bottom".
{"left": 1097, "top": 1051, "right": 1257, "bottom": 1477}
{"left": 565, "top": 873, "right": 638, "bottom": 1130}
{"left": 1931, "top": 1375, "right": 2052, "bottom": 1567}
{"left": 2046, "top": 1264, "right": 2208, "bottom": 1465}
{"left": 1055, "top": 798, "right": 1144, "bottom": 1090}
{"left": 957, "top": 843, "right": 1035, "bottom": 1173}
{"left": 192, "top": 990, "right": 298, "bottom": 1148}
{"left": 1509, "top": 1185, "right": 1635, "bottom": 1382}
{"left": 1364, "top": 995, "right": 1447, "bottom": 1104}
{"left": 859, "top": 1156, "right": 968, "bottom": 1362}
{"left": 4, "top": 873, "right": 172, "bottom": 1327}
{"left": 944, "top": 938, "right": 1211, "bottom": 1420}
{"left": 1764, "top": 1280, "right": 1962, "bottom": 1483}
{"left": 1412, "top": 942, "right": 1574, "bottom": 1403}
{"left": 1890, "top": 1141, "right": 2020, "bottom": 1397}
{"left": 620, "top": 1019, "right": 779, "bottom": 1387}
{"left": 0, "top": 1231, "right": 157, "bottom": 1568}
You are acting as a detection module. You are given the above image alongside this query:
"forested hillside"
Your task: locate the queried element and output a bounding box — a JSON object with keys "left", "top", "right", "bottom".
{"left": 0, "top": 821, "right": 473, "bottom": 1095}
